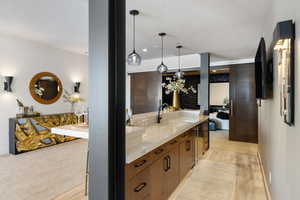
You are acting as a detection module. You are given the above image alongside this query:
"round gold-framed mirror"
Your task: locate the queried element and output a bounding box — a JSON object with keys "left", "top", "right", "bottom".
{"left": 29, "top": 72, "right": 63, "bottom": 104}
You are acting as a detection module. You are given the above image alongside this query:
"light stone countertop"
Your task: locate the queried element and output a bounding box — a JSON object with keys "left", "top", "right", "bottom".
{"left": 51, "top": 110, "right": 208, "bottom": 164}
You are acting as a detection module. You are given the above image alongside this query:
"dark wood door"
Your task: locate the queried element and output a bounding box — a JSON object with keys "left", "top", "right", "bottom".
{"left": 229, "top": 64, "right": 258, "bottom": 143}
{"left": 130, "top": 72, "right": 162, "bottom": 114}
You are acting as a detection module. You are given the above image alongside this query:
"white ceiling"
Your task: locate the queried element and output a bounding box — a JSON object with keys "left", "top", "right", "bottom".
{"left": 0, "top": 0, "right": 88, "bottom": 54}
{"left": 0, "top": 0, "right": 271, "bottom": 61}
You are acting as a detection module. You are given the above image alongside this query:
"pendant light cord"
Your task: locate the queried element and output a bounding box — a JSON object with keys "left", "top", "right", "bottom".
{"left": 133, "top": 14, "right": 136, "bottom": 51}
{"left": 178, "top": 47, "right": 181, "bottom": 71}
{"left": 161, "top": 35, "right": 164, "bottom": 63}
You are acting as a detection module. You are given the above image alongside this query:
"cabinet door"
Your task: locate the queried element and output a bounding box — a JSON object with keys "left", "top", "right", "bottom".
{"left": 195, "top": 137, "right": 204, "bottom": 161}
{"left": 149, "top": 155, "right": 169, "bottom": 200}
{"left": 179, "top": 136, "right": 195, "bottom": 180}
{"left": 186, "top": 136, "right": 195, "bottom": 169}
{"left": 201, "top": 121, "right": 209, "bottom": 151}
{"left": 166, "top": 145, "right": 180, "bottom": 197}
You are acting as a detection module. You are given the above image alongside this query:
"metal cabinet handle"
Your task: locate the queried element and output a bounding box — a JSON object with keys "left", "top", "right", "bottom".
{"left": 134, "top": 182, "right": 147, "bottom": 193}
{"left": 134, "top": 160, "right": 147, "bottom": 168}
{"left": 167, "top": 155, "right": 171, "bottom": 171}
{"left": 163, "top": 156, "right": 169, "bottom": 172}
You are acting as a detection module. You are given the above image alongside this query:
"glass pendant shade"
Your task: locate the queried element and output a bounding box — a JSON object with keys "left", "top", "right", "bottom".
{"left": 157, "top": 32, "right": 168, "bottom": 73}
{"left": 157, "top": 62, "right": 168, "bottom": 73}
{"left": 128, "top": 10, "right": 141, "bottom": 66}
{"left": 127, "top": 50, "right": 142, "bottom": 66}
{"left": 175, "top": 70, "right": 185, "bottom": 79}
{"left": 175, "top": 45, "right": 184, "bottom": 79}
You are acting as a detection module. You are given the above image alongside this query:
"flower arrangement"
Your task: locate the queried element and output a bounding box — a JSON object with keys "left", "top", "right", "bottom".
{"left": 162, "top": 77, "right": 197, "bottom": 95}
{"left": 62, "top": 90, "right": 85, "bottom": 104}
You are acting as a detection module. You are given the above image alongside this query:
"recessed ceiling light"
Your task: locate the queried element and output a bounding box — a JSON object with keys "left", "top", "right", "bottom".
{"left": 142, "top": 48, "right": 148, "bottom": 52}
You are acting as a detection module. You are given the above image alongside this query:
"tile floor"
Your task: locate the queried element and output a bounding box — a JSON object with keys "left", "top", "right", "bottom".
{"left": 0, "top": 139, "right": 87, "bottom": 200}
{"left": 170, "top": 131, "right": 267, "bottom": 200}
{"left": 1, "top": 131, "right": 267, "bottom": 200}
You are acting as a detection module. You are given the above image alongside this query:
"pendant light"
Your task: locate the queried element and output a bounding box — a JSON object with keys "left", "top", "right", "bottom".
{"left": 175, "top": 45, "right": 185, "bottom": 79}
{"left": 157, "top": 33, "right": 168, "bottom": 73}
{"left": 127, "top": 10, "right": 142, "bottom": 66}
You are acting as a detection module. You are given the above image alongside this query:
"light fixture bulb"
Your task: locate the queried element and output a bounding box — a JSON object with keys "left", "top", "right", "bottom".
{"left": 157, "top": 62, "right": 168, "bottom": 73}
{"left": 127, "top": 51, "right": 142, "bottom": 66}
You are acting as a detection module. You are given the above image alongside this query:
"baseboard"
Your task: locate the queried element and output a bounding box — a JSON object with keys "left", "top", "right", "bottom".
{"left": 257, "top": 152, "right": 272, "bottom": 200}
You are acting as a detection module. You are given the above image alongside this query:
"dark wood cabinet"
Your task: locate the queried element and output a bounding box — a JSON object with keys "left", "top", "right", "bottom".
{"left": 127, "top": 167, "right": 151, "bottom": 200}
{"left": 149, "top": 154, "right": 168, "bottom": 200}
{"left": 200, "top": 121, "right": 209, "bottom": 151}
{"left": 195, "top": 120, "right": 209, "bottom": 163}
{"left": 149, "top": 144, "right": 180, "bottom": 200}
{"left": 126, "top": 124, "right": 208, "bottom": 200}
{"left": 179, "top": 133, "right": 195, "bottom": 181}
{"left": 165, "top": 146, "right": 180, "bottom": 197}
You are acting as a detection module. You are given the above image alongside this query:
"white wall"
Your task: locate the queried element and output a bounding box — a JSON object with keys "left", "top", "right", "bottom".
{"left": 259, "top": 0, "right": 300, "bottom": 199}
{"left": 210, "top": 83, "right": 229, "bottom": 105}
{"left": 0, "top": 34, "right": 88, "bottom": 155}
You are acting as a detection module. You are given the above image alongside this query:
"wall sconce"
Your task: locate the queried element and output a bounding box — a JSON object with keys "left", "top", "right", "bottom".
{"left": 74, "top": 82, "right": 81, "bottom": 93}
{"left": 272, "top": 20, "right": 295, "bottom": 126}
{"left": 4, "top": 76, "right": 13, "bottom": 92}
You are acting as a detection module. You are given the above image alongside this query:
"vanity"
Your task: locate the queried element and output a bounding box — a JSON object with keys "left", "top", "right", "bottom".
{"left": 125, "top": 111, "right": 208, "bottom": 200}
{"left": 51, "top": 110, "right": 209, "bottom": 200}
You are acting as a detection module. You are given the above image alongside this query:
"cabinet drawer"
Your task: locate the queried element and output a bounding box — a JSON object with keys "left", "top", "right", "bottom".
{"left": 166, "top": 136, "right": 180, "bottom": 150}
{"left": 126, "top": 154, "right": 152, "bottom": 180}
{"left": 151, "top": 144, "right": 167, "bottom": 161}
{"left": 179, "top": 132, "right": 189, "bottom": 143}
{"left": 127, "top": 167, "right": 151, "bottom": 200}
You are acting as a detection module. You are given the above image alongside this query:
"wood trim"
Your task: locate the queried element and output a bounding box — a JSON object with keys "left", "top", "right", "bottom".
{"left": 29, "top": 72, "right": 63, "bottom": 105}
{"left": 257, "top": 152, "right": 272, "bottom": 200}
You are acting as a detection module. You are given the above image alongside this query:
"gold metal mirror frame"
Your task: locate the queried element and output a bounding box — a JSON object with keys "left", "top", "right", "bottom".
{"left": 29, "top": 72, "right": 63, "bottom": 105}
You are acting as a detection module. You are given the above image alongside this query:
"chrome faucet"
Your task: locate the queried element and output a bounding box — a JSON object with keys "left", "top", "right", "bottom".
{"left": 157, "top": 100, "right": 168, "bottom": 123}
